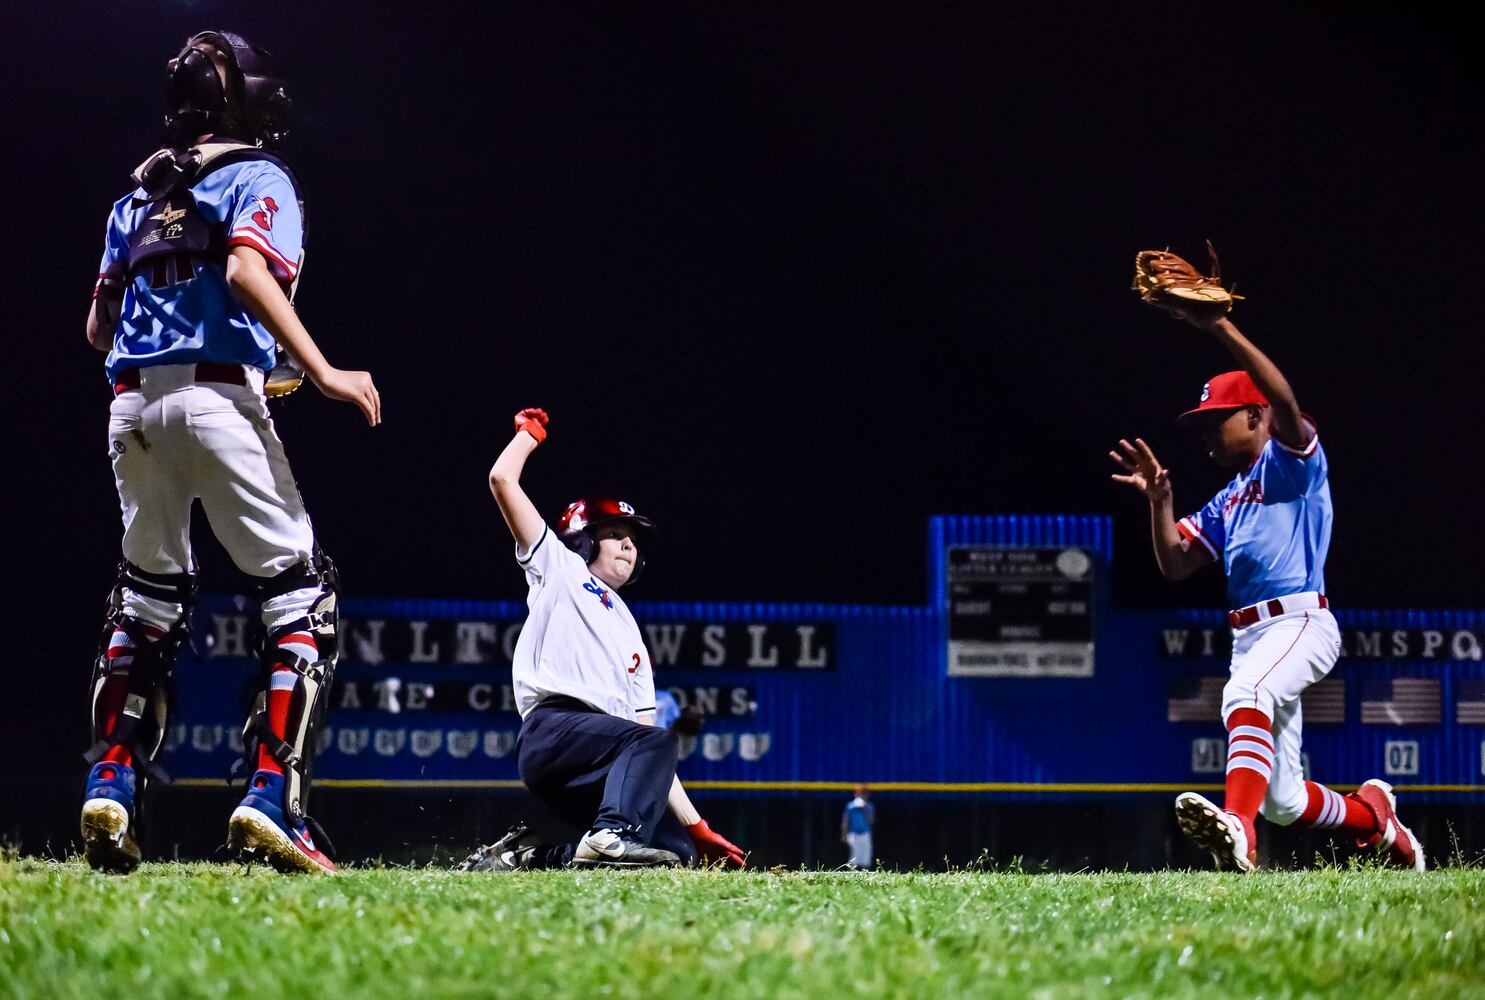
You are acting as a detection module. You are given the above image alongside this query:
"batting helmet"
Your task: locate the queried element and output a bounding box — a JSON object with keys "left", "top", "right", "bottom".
{"left": 557, "top": 498, "right": 656, "bottom": 584}
{"left": 164, "top": 31, "right": 292, "bottom": 148}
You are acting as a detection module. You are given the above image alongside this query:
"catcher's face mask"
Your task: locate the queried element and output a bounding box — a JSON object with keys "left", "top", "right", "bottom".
{"left": 164, "top": 31, "right": 292, "bottom": 148}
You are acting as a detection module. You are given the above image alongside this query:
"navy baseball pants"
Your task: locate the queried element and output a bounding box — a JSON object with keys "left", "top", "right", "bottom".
{"left": 516, "top": 696, "right": 694, "bottom": 866}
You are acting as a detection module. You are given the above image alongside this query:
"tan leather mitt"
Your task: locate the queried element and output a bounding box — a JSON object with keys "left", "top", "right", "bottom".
{"left": 1132, "top": 241, "right": 1242, "bottom": 322}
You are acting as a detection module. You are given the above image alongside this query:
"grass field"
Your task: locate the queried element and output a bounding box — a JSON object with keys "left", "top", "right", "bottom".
{"left": 2, "top": 857, "right": 1482, "bottom": 1000}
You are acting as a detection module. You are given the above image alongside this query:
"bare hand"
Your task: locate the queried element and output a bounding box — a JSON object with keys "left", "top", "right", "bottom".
{"left": 1109, "top": 438, "right": 1171, "bottom": 502}
{"left": 314, "top": 367, "right": 382, "bottom": 426}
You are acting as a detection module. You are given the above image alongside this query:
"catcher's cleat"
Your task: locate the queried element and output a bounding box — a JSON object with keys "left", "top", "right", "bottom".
{"left": 456, "top": 823, "right": 545, "bottom": 872}
{"left": 81, "top": 762, "right": 142, "bottom": 873}
{"left": 572, "top": 828, "right": 680, "bottom": 869}
{"left": 1351, "top": 779, "right": 1426, "bottom": 872}
{"left": 1175, "top": 792, "right": 1256, "bottom": 873}
{"left": 228, "top": 770, "right": 336, "bottom": 875}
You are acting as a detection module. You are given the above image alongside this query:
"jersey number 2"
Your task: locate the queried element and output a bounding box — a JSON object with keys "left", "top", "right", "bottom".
{"left": 629, "top": 653, "right": 641, "bottom": 674}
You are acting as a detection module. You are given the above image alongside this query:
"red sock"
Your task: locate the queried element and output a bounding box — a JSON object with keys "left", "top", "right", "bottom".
{"left": 97, "top": 675, "right": 134, "bottom": 767}
{"left": 96, "top": 623, "right": 166, "bottom": 768}
{"left": 256, "top": 631, "right": 316, "bottom": 775}
{"left": 1297, "top": 781, "right": 1377, "bottom": 834}
{"left": 1223, "top": 708, "right": 1273, "bottom": 823}
{"left": 256, "top": 669, "right": 295, "bottom": 775}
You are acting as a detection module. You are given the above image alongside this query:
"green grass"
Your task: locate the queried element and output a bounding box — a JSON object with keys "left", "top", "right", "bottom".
{"left": 2, "top": 858, "right": 1483, "bottom": 1000}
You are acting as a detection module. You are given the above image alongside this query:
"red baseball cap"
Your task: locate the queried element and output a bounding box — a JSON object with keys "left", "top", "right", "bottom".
{"left": 1176, "top": 371, "right": 1268, "bottom": 426}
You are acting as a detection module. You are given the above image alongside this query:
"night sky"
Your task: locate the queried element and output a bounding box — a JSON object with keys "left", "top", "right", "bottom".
{"left": 9, "top": 3, "right": 1480, "bottom": 654}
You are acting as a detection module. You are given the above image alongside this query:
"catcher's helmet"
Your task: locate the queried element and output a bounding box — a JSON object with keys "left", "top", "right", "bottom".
{"left": 164, "top": 31, "right": 292, "bottom": 148}
{"left": 557, "top": 498, "right": 656, "bottom": 585}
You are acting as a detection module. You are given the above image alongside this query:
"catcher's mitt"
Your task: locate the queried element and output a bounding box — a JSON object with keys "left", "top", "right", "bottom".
{"left": 1131, "top": 240, "right": 1242, "bottom": 322}
{"left": 264, "top": 348, "right": 305, "bottom": 399}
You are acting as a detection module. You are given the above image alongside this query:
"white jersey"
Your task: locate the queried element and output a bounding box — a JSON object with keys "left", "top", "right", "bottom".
{"left": 511, "top": 526, "right": 655, "bottom": 721}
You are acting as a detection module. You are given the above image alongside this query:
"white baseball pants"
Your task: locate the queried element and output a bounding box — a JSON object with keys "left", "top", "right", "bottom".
{"left": 1221, "top": 606, "right": 1342, "bottom": 825}
{"left": 108, "top": 364, "right": 315, "bottom": 626}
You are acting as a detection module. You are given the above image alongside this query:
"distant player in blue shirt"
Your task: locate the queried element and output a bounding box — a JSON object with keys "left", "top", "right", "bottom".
{"left": 841, "top": 784, "right": 876, "bottom": 869}
{"left": 653, "top": 689, "right": 705, "bottom": 737}
{"left": 80, "top": 31, "right": 380, "bottom": 876}
{"left": 654, "top": 689, "right": 683, "bottom": 732}
{"left": 1111, "top": 305, "right": 1422, "bottom": 873}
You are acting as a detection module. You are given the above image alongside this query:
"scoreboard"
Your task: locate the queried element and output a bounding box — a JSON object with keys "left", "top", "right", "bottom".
{"left": 946, "top": 546, "right": 1094, "bottom": 677}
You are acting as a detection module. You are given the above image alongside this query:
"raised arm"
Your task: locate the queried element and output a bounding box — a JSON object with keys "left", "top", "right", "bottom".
{"left": 1201, "top": 317, "right": 1311, "bottom": 451}
{"left": 1110, "top": 438, "right": 1212, "bottom": 582}
{"left": 226, "top": 246, "right": 381, "bottom": 426}
{"left": 489, "top": 409, "right": 550, "bottom": 553}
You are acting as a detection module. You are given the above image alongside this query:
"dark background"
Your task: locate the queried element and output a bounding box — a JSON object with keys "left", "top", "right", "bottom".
{"left": 3, "top": 4, "right": 1479, "bottom": 864}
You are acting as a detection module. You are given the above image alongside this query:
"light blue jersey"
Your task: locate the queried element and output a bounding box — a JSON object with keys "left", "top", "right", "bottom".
{"left": 843, "top": 797, "right": 875, "bottom": 834}
{"left": 1178, "top": 434, "right": 1331, "bottom": 609}
{"left": 95, "top": 159, "right": 303, "bottom": 383}
{"left": 654, "top": 690, "right": 682, "bottom": 730}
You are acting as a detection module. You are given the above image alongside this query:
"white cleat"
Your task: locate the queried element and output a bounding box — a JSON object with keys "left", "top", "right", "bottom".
{"left": 572, "top": 828, "right": 680, "bottom": 868}
{"left": 1175, "top": 792, "right": 1256, "bottom": 873}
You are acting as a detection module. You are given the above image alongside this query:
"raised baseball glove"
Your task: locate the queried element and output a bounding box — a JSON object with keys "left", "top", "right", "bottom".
{"left": 1131, "top": 241, "right": 1242, "bottom": 322}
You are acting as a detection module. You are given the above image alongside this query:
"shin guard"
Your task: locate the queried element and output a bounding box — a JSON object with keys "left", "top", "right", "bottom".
{"left": 241, "top": 552, "right": 339, "bottom": 825}
{"left": 84, "top": 563, "right": 192, "bottom": 788}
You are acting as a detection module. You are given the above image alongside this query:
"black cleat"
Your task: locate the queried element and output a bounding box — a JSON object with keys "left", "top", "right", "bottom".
{"left": 456, "top": 823, "right": 545, "bottom": 872}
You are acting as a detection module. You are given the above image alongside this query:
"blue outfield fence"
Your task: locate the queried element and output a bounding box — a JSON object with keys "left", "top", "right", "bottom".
{"left": 163, "top": 516, "right": 1485, "bottom": 801}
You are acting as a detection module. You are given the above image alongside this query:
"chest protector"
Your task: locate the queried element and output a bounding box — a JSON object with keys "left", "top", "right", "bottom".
{"left": 126, "top": 141, "right": 306, "bottom": 301}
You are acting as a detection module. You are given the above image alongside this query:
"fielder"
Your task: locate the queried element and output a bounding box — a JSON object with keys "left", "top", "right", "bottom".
{"left": 82, "top": 31, "right": 380, "bottom": 874}
{"left": 841, "top": 784, "right": 876, "bottom": 870}
{"left": 1112, "top": 248, "right": 1423, "bottom": 872}
{"left": 460, "top": 408, "right": 745, "bottom": 870}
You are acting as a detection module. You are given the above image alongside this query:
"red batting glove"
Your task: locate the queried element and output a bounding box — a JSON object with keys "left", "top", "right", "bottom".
{"left": 513, "top": 407, "right": 549, "bottom": 444}
{"left": 687, "top": 819, "right": 746, "bottom": 868}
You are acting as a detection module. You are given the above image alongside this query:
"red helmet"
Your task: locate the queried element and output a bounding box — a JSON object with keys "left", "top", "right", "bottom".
{"left": 556, "top": 498, "right": 657, "bottom": 584}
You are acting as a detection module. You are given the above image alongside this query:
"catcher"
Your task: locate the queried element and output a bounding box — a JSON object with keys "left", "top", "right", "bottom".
{"left": 1111, "top": 246, "right": 1423, "bottom": 872}
{"left": 460, "top": 408, "right": 746, "bottom": 871}
{"left": 82, "top": 31, "right": 379, "bottom": 875}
